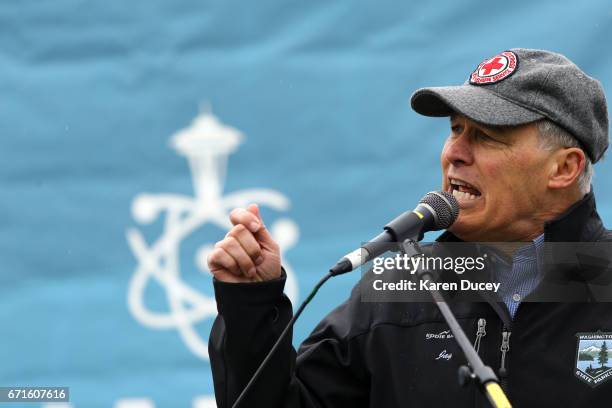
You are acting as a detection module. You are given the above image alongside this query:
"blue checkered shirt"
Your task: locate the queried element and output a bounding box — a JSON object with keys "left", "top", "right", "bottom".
{"left": 488, "top": 234, "right": 545, "bottom": 319}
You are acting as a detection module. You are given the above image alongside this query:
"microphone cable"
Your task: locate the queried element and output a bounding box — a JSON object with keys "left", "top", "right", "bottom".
{"left": 231, "top": 270, "right": 336, "bottom": 408}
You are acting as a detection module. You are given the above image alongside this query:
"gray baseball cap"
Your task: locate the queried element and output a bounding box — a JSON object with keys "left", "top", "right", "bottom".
{"left": 410, "top": 48, "right": 609, "bottom": 163}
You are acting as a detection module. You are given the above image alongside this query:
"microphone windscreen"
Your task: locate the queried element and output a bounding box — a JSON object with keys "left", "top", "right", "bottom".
{"left": 419, "top": 191, "right": 460, "bottom": 229}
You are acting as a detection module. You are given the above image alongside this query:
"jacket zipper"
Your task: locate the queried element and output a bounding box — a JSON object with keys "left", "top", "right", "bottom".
{"left": 473, "top": 318, "right": 487, "bottom": 354}
{"left": 499, "top": 329, "right": 511, "bottom": 391}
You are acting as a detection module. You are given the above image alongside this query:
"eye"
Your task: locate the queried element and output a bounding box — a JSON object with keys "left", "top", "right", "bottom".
{"left": 451, "top": 124, "right": 463, "bottom": 134}
{"left": 474, "top": 129, "right": 496, "bottom": 142}
{"left": 474, "top": 130, "right": 491, "bottom": 140}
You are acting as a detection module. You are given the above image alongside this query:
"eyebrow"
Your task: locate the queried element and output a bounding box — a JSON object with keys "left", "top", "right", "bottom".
{"left": 449, "top": 115, "right": 514, "bottom": 134}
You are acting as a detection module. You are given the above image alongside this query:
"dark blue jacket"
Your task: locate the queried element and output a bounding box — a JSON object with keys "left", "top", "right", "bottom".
{"left": 209, "top": 191, "right": 612, "bottom": 407}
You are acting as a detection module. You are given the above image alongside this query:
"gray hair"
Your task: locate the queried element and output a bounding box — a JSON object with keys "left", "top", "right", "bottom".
{"left": 536, "top": 119, "right": 593, "bottom": 194}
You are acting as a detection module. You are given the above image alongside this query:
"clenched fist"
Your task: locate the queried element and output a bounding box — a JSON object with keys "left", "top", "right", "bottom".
{"left": 207, "top": 203, "right": 281, "bottom": 283}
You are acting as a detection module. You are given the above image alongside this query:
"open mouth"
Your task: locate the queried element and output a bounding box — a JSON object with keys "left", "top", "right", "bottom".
{"left": 448, "top": 178, "right": 482, "bottom": 200}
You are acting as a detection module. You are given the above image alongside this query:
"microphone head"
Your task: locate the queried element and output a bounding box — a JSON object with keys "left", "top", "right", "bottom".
{"left": 419, "top": 191, "right": 460, "bottom": 230}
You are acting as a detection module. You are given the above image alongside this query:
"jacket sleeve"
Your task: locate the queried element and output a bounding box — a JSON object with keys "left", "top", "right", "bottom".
{"left": 208, "top": 270, "right": 369, "bottom": 408}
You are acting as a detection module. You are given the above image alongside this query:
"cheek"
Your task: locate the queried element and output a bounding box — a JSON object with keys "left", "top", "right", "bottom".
{"left": 481, "top": 154, "right": 544, "bottom": 207}
{"left": 480, "top": 160, "right": 504, "bottom": 180}
{"left": 478, "top": 154, "right": 530, "bottom": 209}
{"left": 479, "top": 160, "right": 508, "bottom": 196}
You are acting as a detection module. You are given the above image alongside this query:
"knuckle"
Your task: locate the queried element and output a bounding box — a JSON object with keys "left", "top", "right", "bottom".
{"left": 251, "top": 245, "right": 262, "bottom": 256}
{"left": 226, "top": 259, "right": 239, "bottom": 272}
{"left": 236, "top": 250, "right": 251, "bottom": 263}
{"left": 226, "top": 225, "right": 250, "bottom": 241}
{"left": 247, "top": 243, "right": 262, "bottom": 257}
{"left": 225, "top": 236, "right": 238, "bottom": 247}
{"left": 207, "top": 250, "right": 218, "bottom": 264}
{"left": 236, "top": 250, "right": 253, "bottom": 264}
{"left": 232, "top": 224, "right": 247, "bottom": 235}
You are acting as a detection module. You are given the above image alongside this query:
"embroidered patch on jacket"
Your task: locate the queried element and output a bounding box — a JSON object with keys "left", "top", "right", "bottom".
{"left": 425, "top": 330, "right": 454, "bottom": 340}
{"left": 575, "top": 332, "right": 612, "bottom": 387}
{"left": 435, "top": 349, "right": 453, "bottom": 361}
{"left": 469, "top": 51, "right": 518, "bottom": 85}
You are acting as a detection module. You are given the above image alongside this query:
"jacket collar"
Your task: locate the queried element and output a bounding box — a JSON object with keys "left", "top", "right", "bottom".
{"left": 437, "top": 190, "right": 611, "bottom": 306}
{"left": 437, "top": 189, "right": 606, "bottom": 244}
{"left": 543, "top": 190, "right": 605, "bottom": 243}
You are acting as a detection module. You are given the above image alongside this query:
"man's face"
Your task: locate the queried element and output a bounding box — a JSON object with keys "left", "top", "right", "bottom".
{"left": 441, "top": 115, "right": 553, "bottom": 242}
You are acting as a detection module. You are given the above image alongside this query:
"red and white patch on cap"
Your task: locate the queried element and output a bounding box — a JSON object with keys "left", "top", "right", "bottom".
{"left": 469, "top": 51, "right": 518, "bottom": 85}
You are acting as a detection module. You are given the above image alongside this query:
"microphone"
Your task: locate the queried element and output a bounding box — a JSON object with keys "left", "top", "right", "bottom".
{"left": 330, "top": 191, "right": 459, "bottom": 276}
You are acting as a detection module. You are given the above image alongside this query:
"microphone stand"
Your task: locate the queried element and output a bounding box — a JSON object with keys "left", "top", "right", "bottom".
{"left": 401, "top": 239, "right": 512, "bottom": 408}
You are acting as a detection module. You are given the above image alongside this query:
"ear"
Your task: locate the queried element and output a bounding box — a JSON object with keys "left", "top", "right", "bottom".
{"left": 547, "top": 147, "right": 586, "bottom": 190}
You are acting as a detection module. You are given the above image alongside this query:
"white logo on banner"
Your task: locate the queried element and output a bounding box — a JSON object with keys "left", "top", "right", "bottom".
{"left": 126, "top": 110, "right": 300, "bottom": 361}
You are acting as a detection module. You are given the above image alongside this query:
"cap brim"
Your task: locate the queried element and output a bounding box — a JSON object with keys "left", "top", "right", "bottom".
{"left": 410, "top": 86, "right": 544, "bottom": 126}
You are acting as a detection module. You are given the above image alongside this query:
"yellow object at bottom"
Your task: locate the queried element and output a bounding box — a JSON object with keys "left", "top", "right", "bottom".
{"left": 485, "top": 382, "right": 512, "bottom": 408}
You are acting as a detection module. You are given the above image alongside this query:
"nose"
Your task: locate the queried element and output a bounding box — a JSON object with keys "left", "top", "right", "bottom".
{"left": 442, "top": 127, "right": 475, "bottom": 167}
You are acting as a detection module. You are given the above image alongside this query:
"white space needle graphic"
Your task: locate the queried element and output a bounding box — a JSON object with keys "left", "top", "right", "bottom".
{"left": 126, "top": 109, "right": 299, "bottom": 360}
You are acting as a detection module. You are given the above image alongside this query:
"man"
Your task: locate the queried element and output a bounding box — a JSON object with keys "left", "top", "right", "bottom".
{"left": 207, "top": 49, "right": 612, "bottom": 407}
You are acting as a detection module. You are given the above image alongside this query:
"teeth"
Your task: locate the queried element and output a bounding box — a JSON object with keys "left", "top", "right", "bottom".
{"left": 450, "top": 177, "right": 481, "bottom": 198}
{"left": 450, "top": 178, "right": 479, "bottom": 191}
{"left": 452, "top": 190, "right": 479, "bottom": 200}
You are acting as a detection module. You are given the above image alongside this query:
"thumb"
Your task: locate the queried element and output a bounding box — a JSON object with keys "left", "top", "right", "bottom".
{"left": 247, "top": 203, "right": 277, "bottom": 246}
{"left": 247, "top": 203, "right": 263, "bottom": 223}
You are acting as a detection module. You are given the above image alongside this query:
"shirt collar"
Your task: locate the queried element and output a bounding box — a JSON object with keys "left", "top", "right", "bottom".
{"left": 512, "top": 233, "right": 544, "bottom": 263}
